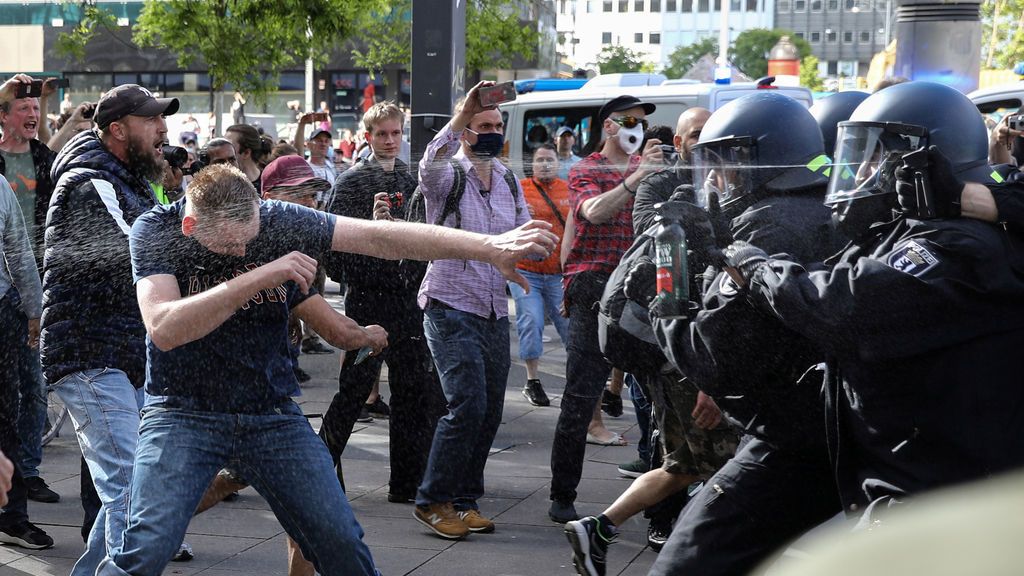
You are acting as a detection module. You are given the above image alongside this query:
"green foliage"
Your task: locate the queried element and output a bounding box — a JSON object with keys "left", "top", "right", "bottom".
{"left": 53, "top": 5, "right": 119, "bottom": 63}
{"left": 132, "top": 0, "right": 385, "bottom": 104}
{"left": 595, "top": 45, "right": 653, "bottom": 74}
{"left": 351, "top": 1, "right": 412, "bottom": 81}
{"left": 730, "top": 29, "right": 812, "bottom": 78}
{"left": 662, "top": 38, "right": 719, "bottom": 78}
{"left": 800, "top": 55, "right": 824, "bottom": 91}
{"left": 465, "top": 0, "right": 540, "bottom": 73}
{"left": 982, "top": 0, "right": 1024, "bottom": 69}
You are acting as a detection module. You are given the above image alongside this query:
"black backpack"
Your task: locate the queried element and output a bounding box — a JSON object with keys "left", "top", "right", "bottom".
{"left": 406, "top": 160, "right": 521, "bottom": 227}
{"left": 597, "top": 227, "right": 671, "bottom": 376}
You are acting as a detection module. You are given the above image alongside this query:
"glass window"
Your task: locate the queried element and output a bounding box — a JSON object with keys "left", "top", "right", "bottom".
{"left": 586, "top": 0, "right": 594, "bottom": 11}
{"left": 860, "top": 30, "right": 871, "bottom": 42}
{"left": 844, "top": 0, "right": 855, "bottom": 10}
{"left": 826, "top": 30, "right": 837, "bottom": 42}
{"left": 843, "top": 30, "right": 853, "bottom": 42}
{"left": 651, "top": 0, "right": 661, "bottom": 10}
{"left": 778, "top": 0, "right": 790, "bottom": 11}
{"left": 635, "top": 0, "right": 645, "bottom": 9}
{"left": 810, "top": 31, "right": 821, "bottom": 42}
{"left": 714, "top": 0, "right": 721, "bottom": 10}
{"left": 731, "top": 0, "right": 742, "bottom": 10}
{"left": 683, "top": 0, "right": 693, "bottom": 9}
{"left": 524, "top": 108, "right": 599, "bottom": 160}
{"left": 603, "top": 0, "right": 613, "bottom": 10}
{"left": 795, "top": 31, "right": 805, "bottom": 39}
{"left": 114, "top": 73, "right": 138, "bottom": 86}
{"left": 635, "top": 32, "right": 644, "bottom": 42}
{"left": 812, "top": 0, "right": 822, "bottom": 10}
{"left": 667, "top": 0, "right": 677, "bottom": 9}
{"left": 602, "top": 31, "right": 612, "bottom": 43}
{"left": 650, "top": 32, "right": 661, "bottom": 43}
{"left": 794, "top": 0, "right": 806, "bottom": 11}
{"left": 560, "top": 0, "right": 567, "bottom": 13}
{"left": 877, "top": 0, "right": 887, "bottom": 11}
{"left": 699, "top": 0, "right": 710, "bottom": 11}
{"left": 746, "top": 0, "right": 757, "bottom": 9}
{"left": 619, "top": 0, "right": 629, "bottom": 10}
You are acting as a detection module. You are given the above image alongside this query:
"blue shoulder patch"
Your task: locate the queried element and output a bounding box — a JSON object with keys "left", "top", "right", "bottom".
{"left": 887, "top": 240, "right": 939, "bottom": 277}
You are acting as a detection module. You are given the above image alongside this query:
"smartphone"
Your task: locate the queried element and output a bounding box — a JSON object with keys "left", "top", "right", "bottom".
{"left": 479, "top": 81, "right": 517, "bottom": 107}
{"left": 1008, "top": 113, "right": 1024, "bottom": 132}
{"left": 46, "top": 78, "right": 70, "bottom": 90}
{"left": 311, "top": 112, "right": 329, "bottom": 122}
{"left": 15, "top": 80, "right": 43, "bottom": 99}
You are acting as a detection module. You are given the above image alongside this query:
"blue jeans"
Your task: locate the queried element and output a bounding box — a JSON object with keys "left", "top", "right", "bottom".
{"left": 55, "top": 368, "right": 144, "bottom": 576}
{"left": 16, "top": 338, "right": 46, "bottom": 479}
{"left": 97, "top": 398, "right": 378, "bottom": 576}
{"left": 627, "top": 373, "right": 652, "bottom": 465}
{"left": 508, "top": 270, "right": 569, "bottom": 360}
{"left": 418, "top": 306, "right": 510, "bottom": 510}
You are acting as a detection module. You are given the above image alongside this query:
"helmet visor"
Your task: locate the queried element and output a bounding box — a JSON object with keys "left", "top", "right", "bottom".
{"left": 692, "top": 136, "right": 755, "bottom": 209}
{"left": 825, "top": 121, "right": 928, "bottom": 206}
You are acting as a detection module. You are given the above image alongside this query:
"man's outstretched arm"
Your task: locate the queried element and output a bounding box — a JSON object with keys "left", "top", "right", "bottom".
{"left": 292, "top": 295, "right": 388, "bottom": 354}
{"left": 330, "top": 217, "right": 558, "bottom": 291}
{"left": 137, "top": 252, "right": 318, "bottom": 352}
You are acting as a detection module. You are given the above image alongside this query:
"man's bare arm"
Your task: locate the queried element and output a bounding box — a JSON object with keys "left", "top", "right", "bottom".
{"left": 137, "top": 252, "right": 317, "bottom": 351}
{"left": 961, "top": 182, "right": 1000, "bottom": 222}
{"left": 292, "top": 295, "right": 388, "bottom": 353}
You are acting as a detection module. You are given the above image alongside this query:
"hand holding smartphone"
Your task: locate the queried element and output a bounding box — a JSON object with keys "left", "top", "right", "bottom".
{"left": 478, "top": 81, "right": 517, "bottom": 107}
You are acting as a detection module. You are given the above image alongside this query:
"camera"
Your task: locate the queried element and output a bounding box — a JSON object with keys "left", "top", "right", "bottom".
{"left": 1008, "top": 113, "right": 1024, "bottom": 132}
{"left": 659, "top": 144, "right": 679, "bottom": 165}
{"left": 162, "top": 145, "right": 189, "bottom": 169}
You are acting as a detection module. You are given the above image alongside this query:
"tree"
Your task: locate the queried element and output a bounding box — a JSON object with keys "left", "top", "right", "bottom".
{"left": 800, "top": 55, "right": 825, "bottom": 91}
{"left": 730, "top": 29, "right": 812, "bottom": 78}
{"left": 982, "top": 0, "right": 1024, "bottom": 69}
{"left": 595, "top": 45, "right": 653, "bottom": 74}
{"left": 662, "top": 38, "right": 719, "bottom": 78}
{"left": 351, "top": 1, "right": 412, "bottom": 80}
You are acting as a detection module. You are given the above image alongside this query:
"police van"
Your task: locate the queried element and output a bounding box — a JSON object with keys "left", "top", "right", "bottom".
{"left": 500, "top": 81, "right": 814, "bottom": 172}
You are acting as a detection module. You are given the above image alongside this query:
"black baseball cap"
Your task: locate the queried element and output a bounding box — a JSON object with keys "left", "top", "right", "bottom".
{"left": 95, "top": 84, "right": 179, "bottom": 129}
{"left": 598, "top": 95, "right": 656, "bottom": 123}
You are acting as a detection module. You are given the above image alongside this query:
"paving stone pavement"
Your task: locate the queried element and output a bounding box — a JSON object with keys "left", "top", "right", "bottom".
{"left": 1, "top": 289, "right": 659, "bottom": 575}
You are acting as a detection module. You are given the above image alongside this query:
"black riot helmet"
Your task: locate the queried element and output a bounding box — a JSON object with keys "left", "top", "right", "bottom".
{"left": 810, "top": 91, "right": 870, "bottom": 155}
{"left": 692, "top": 92, "right": 830, "bottom": 212}
{"left": 825, "top": 81, "right": 994, "bottom": 207}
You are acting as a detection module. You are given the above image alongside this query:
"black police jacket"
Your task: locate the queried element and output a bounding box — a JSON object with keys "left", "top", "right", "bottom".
{"left": 632, "top": 163, "right": 694, "bottom": 235}
{"left": 326, "top": 155, "right": 423, "bottom": 304}
{"left": 749, "top": 215, "right": 1024, "bottom": 510}
{"left": 652, "top": 192, "right": 841, "bottom": 451}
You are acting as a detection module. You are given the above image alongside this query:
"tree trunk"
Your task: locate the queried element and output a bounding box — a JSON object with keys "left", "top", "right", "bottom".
{"left": 987, "top": 0, "right": 1004, "bottom": 68}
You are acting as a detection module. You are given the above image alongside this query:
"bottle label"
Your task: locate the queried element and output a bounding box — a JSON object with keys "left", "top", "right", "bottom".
{"left": 656, "top": 267, "right": 673, "bottom": 293}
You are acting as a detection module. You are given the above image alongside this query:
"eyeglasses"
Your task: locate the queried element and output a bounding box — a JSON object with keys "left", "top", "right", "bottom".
{"left": 610, "top": 115, "right": 648, "bottom": 130}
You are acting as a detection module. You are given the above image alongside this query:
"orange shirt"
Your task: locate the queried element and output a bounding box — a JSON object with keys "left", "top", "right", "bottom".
{"left": 518, "top": 177, "right": 570, "bottom": 275}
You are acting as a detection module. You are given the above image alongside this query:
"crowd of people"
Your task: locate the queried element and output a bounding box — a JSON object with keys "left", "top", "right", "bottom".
{"left": 0, "top": 69, "right": 1023, "bottom": 576}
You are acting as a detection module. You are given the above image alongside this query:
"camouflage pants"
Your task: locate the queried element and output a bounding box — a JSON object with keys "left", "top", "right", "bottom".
{"left": 643, "top": 372, "right": 738, "bottom": 478}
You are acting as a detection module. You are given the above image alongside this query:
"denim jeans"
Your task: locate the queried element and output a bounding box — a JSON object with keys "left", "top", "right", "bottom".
{"left": 551, "top": 272, "right": 613, "bottom": 503}
{"left": 55, "top": 368, "right": 144, "bottom": 576}
{"left": 97, "top": 398, "right": 378, "bottom": 576}
{"left": 16, "top": 337, "right": 46, "bottom": 479}
{"left": 627, "top": 373, "right": 652, "bottom": 465}
{"left": 0, "top": 290, "right": 29, "bottom": 528}
{"left": 508, "top": 270, "right": 569, "bottom": 360}
{"left": 418, "top": 306, "right": 510, "bottom": 510}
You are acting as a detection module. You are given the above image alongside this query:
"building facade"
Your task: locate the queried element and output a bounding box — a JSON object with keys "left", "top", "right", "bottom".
{"left": 556, "top": 0, "right": 775, "bottom": 72}
{"left": 774, "top": 0, "right": 893, "bottom": 79}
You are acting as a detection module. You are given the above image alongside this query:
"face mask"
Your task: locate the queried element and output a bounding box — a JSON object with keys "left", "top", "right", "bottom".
{"left": 468, "top": 130, "right": 504, "bottom": 158}
{"left": 617, "top": 125, "right": 644, "bottom": 155}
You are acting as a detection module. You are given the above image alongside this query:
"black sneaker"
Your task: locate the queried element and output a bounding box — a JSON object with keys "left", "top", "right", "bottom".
{"left": 647, "top": 517, "right": 672, "bottom": 552}
{"left": 548, "top": 499, "right": 579, "bottom": 523}
{"left": 0, "top": 521, "right": 54, "bottom": 549}
{"left": 387, "top": 492, "right": 415, "bottom": 504}
{"left": 24, "top": 476, "right": 60, "bottom": 503}
{"left": 601, "top": 389, "right": 623, "bottom": 418}
{"left": 356, "top": 405, "right": 374, "bottom": 423}
{"left": 294, "top": 367, "right": 312, "bottom": 383}
{"left": 565, "top": 516, "right": 614, "bottom": 576}
{"left": 522, "top": 379, "right": 550, "bottom": 407}
{"left": 366, "top": 397, "right": 391, "bottom": 419}
{"left": 301, "top": 337, "right": 333, "bottom": 355}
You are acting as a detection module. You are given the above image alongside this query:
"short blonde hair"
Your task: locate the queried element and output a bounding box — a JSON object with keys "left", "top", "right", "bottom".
{"left": 186, "top": 164, "right": 259, "bottom": 221}
{"left": 362, "top": 101, "right": 404, "bottom": 132}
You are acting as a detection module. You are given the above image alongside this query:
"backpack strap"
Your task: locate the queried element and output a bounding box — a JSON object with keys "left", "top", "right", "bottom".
{"left": 435, "top": 160, "right": 467, "bottom": 227}
{"left": 502, "top": 166, "right": 523, "bottom": 216}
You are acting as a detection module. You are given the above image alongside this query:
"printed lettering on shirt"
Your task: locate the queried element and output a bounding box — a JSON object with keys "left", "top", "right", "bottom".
{"left": 188, "top": 262, "right": 288, "bottom": 310}
{"left": 887, "top": 240, "right": 939, "bottom": 277}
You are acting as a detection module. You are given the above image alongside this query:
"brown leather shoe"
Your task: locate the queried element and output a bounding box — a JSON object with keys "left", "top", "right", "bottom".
{"left": 414, "top": 502, "right": 470, "bottom": 539}
{"left": 458, "top": 509, "right": 495, "bottom": 533}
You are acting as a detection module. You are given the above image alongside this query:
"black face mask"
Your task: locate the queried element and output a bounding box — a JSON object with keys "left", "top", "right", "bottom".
{"left": 469, "top": 132, "right": 504, "bottom": 158}
{"left": 831, "top": 193, "right": 897, "bottom": 242}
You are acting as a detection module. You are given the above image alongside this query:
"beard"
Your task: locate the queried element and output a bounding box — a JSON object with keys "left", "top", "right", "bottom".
{"left": 125, "top": 132, "right": 166, "bottom": 183}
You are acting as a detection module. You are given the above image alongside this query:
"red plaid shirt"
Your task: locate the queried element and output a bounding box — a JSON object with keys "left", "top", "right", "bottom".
{"left": 564, "top": 152, "right": 640, "bottom": 284}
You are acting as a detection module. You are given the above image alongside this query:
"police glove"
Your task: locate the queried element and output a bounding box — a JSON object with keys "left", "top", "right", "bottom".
{"left": 623, "top": 255, "right": 657, "bottom": 306}
{"left": 723, "top": 241, "right": 768, "bottom": 288}
{"left": 894, "top": 145, "right": 963, "bottom": 218}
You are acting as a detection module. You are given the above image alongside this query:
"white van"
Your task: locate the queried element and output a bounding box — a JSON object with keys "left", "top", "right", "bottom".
{"left": 501, "top": 82, "right": 814, "bottom": 173}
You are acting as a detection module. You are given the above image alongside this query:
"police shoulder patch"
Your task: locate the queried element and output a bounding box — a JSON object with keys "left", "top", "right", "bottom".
{"left": 887, "top": 240, "right": 939, "bottom": 277}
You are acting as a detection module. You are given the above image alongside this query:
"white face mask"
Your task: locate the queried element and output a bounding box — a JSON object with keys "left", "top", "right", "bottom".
{"left": 617, "top": 125, "right": 644, "bottom": 155}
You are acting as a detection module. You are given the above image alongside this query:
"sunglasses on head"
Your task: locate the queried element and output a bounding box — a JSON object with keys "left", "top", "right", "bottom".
{"left": 611, "top": 115, "right": 648, "bottom": 130}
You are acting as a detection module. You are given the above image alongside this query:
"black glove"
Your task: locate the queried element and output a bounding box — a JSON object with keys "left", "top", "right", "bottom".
{"left": 623, "top": 255, "right": 657, "bottom": 306}
{"left": 723, "top": 241, "right": 768, "bottom": 287}
{"left": 662, "top": 199, "right": 724, "bottom": 269}
{"left": 894, "top": 145, "right": 963, "bottom": 218}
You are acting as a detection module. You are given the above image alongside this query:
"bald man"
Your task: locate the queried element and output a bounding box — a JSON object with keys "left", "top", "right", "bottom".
{"left": 633, "top": 107, "right": 711, "bottom": 235}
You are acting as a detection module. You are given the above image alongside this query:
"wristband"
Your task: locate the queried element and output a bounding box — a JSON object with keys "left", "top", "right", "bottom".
{"left": 622, "top": 180, "right": 637, "bottom": 196}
